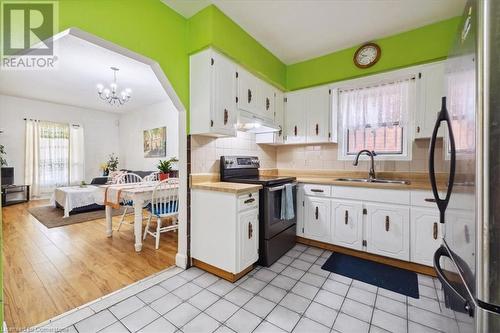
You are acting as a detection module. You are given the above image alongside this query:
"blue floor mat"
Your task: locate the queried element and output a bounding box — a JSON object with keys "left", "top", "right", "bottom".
{"left": 321, "top": 252, "right": 420, "bottom": 298}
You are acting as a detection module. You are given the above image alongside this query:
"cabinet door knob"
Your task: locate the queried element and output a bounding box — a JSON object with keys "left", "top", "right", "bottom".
{"left": 316, "top": 124, "right": 319, "bottom": 135}
{"left": 244, "top": 198, "right": 255, "bottom": 204}
{"left": 417, "top": 126, "right": 421, "bottom": 133}
{"left": 315, "top": 206, "right": 319, "bottom": 220}
{"left": 278, "top": 125, "right": 282, "bottom": 137}
{"left": 433, "top": 222, "right": 438, "bottom": 240}
{"left": 344, "top": 210, "right": 349, "bottom": 225}
{"left": 310, "top": 189, "right": 324, "bottom": 193}
{"left": 210, "top": 120, "right": 214, "bottom": 127}
{"left": 224, "top": 109, "right": 228, "bottom": 125}
{"left": 248, "top": 222, "right": 253, "bottom": 239}
{"left": 294, "top": 125, "right": 298, "bottom": 136}
{"left": 247, "top": 89, "right": 252, "bottom": 103}
{"left": 385, "top": 216, "right": 390, "bottom": 231}
{"left": 266, "top": 97, "right": 270, "bottom": 110}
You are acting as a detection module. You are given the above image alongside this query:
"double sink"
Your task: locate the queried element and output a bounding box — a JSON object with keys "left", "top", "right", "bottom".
{"left": 335, "top": 177, "right": 411, "bottom": 185}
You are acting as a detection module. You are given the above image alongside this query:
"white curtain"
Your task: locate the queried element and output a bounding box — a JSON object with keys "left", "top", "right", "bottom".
{"left": 340, "top": 78, "right": 415, "bottom": 130}
{"left": 25, "top": 120, "right": 41, "bottom": 197}
{"left": 25, "top": 120, "right": 85, "bottom": 197}
{"left": 447, "top": 68, "right": 475, "bottom": 151}
{"left": 70, "top": 125, "right": 85, "bottom": 185}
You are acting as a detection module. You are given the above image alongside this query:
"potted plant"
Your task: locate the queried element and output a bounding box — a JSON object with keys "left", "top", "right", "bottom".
{"left": 101, "top": 154, "right": 119, "bottom": 176}
{"left": 107, "top": 154, "right": 119, "bottom": 172}
{"left": 157, "top": 157, "right": 178, "bottom": 181}
{"left": 0, "top": 144, "right": 7, "bottom": 167}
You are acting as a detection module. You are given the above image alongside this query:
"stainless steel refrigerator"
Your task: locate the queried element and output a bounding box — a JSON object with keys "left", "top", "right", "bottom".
{"left": 429, "top": 0, "right": 500, "bottom": 332}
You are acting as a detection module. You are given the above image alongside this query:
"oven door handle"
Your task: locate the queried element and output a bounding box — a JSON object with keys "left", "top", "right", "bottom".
{"left": 268, "top": 182, "right": 298, "bottom": 192}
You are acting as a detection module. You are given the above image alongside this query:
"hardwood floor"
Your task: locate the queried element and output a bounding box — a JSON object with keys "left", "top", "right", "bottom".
{"left": 2, "top": 200, "right": 178, "bottom": 329}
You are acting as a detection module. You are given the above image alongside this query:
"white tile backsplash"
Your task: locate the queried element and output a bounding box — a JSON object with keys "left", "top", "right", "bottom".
{"left": 190, "top": 132, "right": 277, "bottom": 173}
{"left": 190, "top": 132, "right": 448, "bottom": 174}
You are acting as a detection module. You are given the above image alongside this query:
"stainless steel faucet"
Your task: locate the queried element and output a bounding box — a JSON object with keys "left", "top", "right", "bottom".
{"left": 353, "top": 150, "right": 377, "bottom": 181}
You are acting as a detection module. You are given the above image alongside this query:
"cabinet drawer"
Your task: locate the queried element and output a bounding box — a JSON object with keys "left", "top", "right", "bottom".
{"left": 303, "top": 184, "right": 331, "bottom": 197}
{"left": 333, "top": 186, "right": 409, "bottom": 205}
{"left": 410, "top": 190, "right": 443, "bottom": 208}
{"left": 238, "top": 192, "right": 259, "bottom": 211}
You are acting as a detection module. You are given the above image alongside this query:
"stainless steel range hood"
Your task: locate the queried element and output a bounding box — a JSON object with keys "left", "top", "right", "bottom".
{"left": 236, "top": 110, "right": 279, "bottom": 134}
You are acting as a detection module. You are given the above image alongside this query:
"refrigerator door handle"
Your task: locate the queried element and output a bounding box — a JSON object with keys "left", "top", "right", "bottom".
{"left": 433, "top": 245, "right": 474, "bottom": 317}
{"left": 428, "top": 96, "right": 456, "bottom": 224}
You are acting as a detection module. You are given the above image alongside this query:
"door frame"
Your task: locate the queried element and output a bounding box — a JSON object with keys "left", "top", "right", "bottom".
{"left": 50, "top": 27, "right": 189, "bottom": 268}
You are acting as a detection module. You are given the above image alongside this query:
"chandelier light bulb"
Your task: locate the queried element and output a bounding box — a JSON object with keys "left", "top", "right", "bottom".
{"left": 96, "top": 67, "right": 132, "bottom": 107}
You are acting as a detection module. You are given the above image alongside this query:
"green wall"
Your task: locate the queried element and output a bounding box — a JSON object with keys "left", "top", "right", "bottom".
{"left": 58, "top": 0, "right": 190, "bottom": 108}
{"left": 188, "top": 5, "right": 287, "bottom": 90}
{"left": 286, "top": 17, "right": 460, "bottom": 90}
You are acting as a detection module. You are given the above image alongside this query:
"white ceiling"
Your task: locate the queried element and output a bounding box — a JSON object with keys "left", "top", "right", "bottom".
{"left": 164, "top": 0, "right": 465, "bottom": 64}
{"left": 0, "top": 34, "right": 168, "bottom": 113}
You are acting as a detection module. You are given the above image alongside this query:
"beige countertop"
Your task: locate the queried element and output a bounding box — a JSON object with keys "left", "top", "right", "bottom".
{"left": 191, "top": 182, "right": 262, "bottom": 194}
{"left": 190, "top": 170, "right": 449, "bottom": 192}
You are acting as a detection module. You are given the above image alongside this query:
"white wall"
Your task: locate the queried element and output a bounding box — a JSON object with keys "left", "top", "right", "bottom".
{"left": 0, "top": 94, "right": 121, "bottom": 184}
{"left": 119, "top": 100, "right": 179, "bottom": 171}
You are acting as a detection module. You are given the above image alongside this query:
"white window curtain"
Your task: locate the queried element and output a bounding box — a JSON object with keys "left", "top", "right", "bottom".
{"left": 447, "top": 68, "right": 475, "bottom": 152}
{"left": 70, "top": 125, "right": 85, "bottom": 185}
{"left": 340, "top": 78, "right": 415, "bottom": 130}
{"left": 25, "top": 120, "right": 85, "bottom": 198}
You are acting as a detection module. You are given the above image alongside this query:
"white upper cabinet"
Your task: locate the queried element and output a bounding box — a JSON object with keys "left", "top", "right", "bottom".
{"left": 190, "top": 49, "right": 237, "bottom": 137}
{"left": 415, "top": 61, "right": 446, "bottom": 139}
{"left": 306, "top": 86, "right": 331, "bottom": 143}
{"left": 260, "top": 81, "right": 276, "bottom": 122}
{"left": 284, "top": 86, "right": 331, "bottom": 144}
{"left": 256, "top": 89, "right": 285, "bottom": 145}
{"left": 237, "top": 68, "right": 261, "bottom": 115}
{"left": 284, "top": 90, "right": 307, "bottom": 144}
{"left": 237, "top": 68, "right": 276, "bottom": 123}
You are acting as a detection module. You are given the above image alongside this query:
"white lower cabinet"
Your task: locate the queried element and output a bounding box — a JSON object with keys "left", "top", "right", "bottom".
{"left": 298, "top": 184, "right": 447, "bottom": 266}
{"left": 304, "top": 196, "right": 331, "bottom": 242}
{"left": 191, "top": 189, "right": 259, "bottom": 277}
{"left": 410, "top": 207, "right": 442, "bottom": 266}
{"left": 331, "top": 199, "right": 363, "bottom": 250}
{"left": 238, "top": 209, "right": 259, "bottom": 272}
{"left": 365, "top": 203, "right": 410, "bottom": 261}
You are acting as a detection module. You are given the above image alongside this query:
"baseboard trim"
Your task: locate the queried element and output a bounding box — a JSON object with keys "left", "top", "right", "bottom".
{"left": 175, "top": 252, "right": 188, "bottom": 269}
{"left": 296, "top": 236, "right": 437, "bottom": 277}
{"left": 192, "top": 258, "right": 254, "bottom": 282}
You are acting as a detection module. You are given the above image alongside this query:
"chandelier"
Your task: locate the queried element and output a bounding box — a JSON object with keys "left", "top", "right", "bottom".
{"left": 97, "top": 67, "right": 132, "bottom": 106}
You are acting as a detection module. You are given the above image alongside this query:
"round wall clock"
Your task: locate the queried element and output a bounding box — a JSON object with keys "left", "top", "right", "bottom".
{"left": 353, "top": 43, "right": 381, "bottom": 68}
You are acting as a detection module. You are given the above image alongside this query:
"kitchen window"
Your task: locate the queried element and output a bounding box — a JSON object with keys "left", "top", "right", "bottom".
{"left": 446, "top": 68, "right": 475, "bottom": 154}
{"left": 338, "top": 76, "right": 416, "bottom": 160}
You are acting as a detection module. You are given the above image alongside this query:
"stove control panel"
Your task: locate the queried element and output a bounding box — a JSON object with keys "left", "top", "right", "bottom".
{"left": 221, "top": 156, "right": 260, "bottom": 169}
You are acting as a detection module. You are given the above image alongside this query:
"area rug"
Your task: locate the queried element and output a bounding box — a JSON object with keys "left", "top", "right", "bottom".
{"left": 28, "top": 205, "right": 125, "bottom": 228}
{"left": 322, "top": 252, "right": 419, "bottom": 298}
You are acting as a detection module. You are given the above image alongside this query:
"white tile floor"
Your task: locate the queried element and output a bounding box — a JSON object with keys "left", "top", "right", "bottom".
{"left": 38, "top": 244, "right": 473, "bottom": 333}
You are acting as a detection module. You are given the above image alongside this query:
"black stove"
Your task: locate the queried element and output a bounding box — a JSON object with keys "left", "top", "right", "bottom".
{"left": 220, "top": 156, "right": 296, "bottom": 185}
{"left": 223, "top": 176, "right": 296, "bottom": 187}
{"left": 220, "top": 156, "right": 297, "bottom": 266}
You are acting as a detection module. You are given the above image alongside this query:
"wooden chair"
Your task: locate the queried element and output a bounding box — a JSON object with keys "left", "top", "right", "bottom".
{"left": 115, "top": 172, "right": 143, "bottom": 231}
{"left": 143, "top": 180, "right": 179, "bottom": 249}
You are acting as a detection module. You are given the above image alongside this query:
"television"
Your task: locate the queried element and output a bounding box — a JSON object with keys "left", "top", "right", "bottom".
{"left": 1, "top": 167, "right": 14, "bottom": 186}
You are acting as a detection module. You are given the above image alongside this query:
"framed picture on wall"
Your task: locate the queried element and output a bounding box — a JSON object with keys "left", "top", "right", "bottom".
{"left": 143, "top": 127, "right": 166, "bottom": 158}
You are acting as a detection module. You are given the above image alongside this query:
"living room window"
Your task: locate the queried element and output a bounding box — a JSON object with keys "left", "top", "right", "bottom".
{"left": 25, "top": 120, "right": 85, "bottom": 197}
{"left": 338, "top": 76, "right": 415, "bottom": 160}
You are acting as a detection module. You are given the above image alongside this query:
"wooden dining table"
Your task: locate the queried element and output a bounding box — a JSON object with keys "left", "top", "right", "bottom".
{"left": 102, "top": 180, "right": 179, "bottom": 252}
